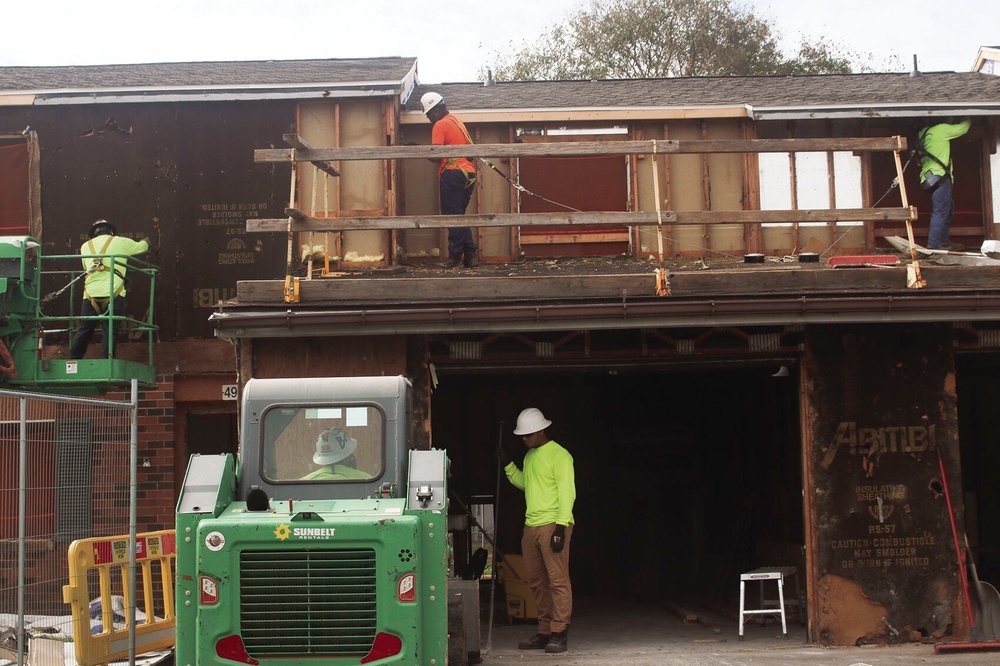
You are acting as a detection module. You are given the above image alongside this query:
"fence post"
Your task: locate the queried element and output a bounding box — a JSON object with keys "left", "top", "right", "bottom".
{"left": 17, "top": 397, "right": 26, "bottom": 666}
{"left": 128, "top": 379, "right": 138, "bottom": 666}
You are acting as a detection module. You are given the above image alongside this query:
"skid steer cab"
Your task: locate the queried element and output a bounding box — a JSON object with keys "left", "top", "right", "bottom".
{"left": 176, "top": 375, "right": 475, "bottom": 665}
{"left": 0, "top": 236, "right": 157, "bottom": 394}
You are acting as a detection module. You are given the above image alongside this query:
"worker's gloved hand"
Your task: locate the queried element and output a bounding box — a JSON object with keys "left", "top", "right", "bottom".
{"left": 550, "top": 524, "right": 566, "bottom": 553}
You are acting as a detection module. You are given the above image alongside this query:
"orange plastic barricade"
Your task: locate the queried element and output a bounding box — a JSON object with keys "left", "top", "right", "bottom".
{"left": 62, "top": 530, "right": 176, "bottom": 666}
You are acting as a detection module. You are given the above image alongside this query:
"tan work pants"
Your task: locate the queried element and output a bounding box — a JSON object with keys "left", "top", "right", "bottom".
{"left": 521, "top": 523, "right": 574, "bottom": 634}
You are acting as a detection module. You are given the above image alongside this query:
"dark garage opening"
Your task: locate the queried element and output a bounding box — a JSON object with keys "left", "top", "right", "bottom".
{"left": 432, "top": 363, "right": 804, "bottom": 616}
{"left": 956, "top": 352, "right": 1000, "bottom": 586}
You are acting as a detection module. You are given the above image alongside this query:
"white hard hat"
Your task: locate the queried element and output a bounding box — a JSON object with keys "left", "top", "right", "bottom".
{"left": 513, "top": 408, "right": 552, "bottom": 436}
{"left": 420, "top": 91, "right": 444, "bottom": 114}
{"left": 313, "top": 428, "right": 358, "bottom": 465}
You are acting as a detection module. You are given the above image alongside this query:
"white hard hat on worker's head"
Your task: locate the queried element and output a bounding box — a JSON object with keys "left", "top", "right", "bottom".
{"left": 513, "top": 408, "right": 552, "bottom": 436}
{"left": 313, "top": 428, "right": 358, "bottom": 465}
{"left": 420, "top": 91, "right": 444, "bottom": 115}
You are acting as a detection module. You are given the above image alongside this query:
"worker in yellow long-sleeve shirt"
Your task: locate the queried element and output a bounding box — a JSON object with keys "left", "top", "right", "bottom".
{"left": 70, "top": 219, "right": 148, "bottom": 359}
{"left": 503, "top": 407, "right": 576, "bottom": 654}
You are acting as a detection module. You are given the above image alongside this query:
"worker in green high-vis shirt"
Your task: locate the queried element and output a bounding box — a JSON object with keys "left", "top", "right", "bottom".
{"left": 502, "top": 407, "right": 576, "bottom": 655}
{"left": 70, "top": 219, "right": 148, "bottom": 359}
{"left": 918, "top": 117, "right": 970, "bottom": 251}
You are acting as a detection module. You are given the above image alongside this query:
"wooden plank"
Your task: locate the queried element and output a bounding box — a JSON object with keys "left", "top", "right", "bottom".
{"left": 283, "top": 133, "right": 341, "bottom": 176}
{"left": 247, "top": 208, "right": 916, "bottom": 233}
{"left": 235, "top": 273, "right": 659, "bottom": 304}
{"left": 232, "top": 265, "right": 1000, "bottom": 307}
{"left": 519, "top": 232, "right": 631, "bottom": 245}
{"left": 671, "top": 264, "right": 1000, "bottom": 295}
{"left": 663, "top": 599, "right": 700, "bottom": 624}
{"left": 255, "top": 137, "right": 907, "bottom": 164}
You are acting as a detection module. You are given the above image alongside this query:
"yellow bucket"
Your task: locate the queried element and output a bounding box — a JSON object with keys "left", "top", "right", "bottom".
{"left": 497, "top": 553, "right": 537, "bottom": 620}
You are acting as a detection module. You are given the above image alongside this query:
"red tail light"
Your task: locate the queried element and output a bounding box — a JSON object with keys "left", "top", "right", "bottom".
{"left": 361, "top": 632, "right": 403, "bottom": 663}
{"left": 215, "top": 635, "right": 258, "bottom": 665}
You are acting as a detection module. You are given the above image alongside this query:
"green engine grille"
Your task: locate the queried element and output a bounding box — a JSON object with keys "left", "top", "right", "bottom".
{"left": 239, "top": 548, "right": 378, "bottom": 657}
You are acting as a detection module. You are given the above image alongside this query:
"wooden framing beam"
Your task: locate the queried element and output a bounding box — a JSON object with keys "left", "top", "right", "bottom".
{"left": 282, "top": 133, "right": 341, "bottom": 176}
{"left": 247, "top": 207, "right": 916, "bottom": 233}
{"left": 255, "top": 137, "right": 907, "bottom": 164}
{"left": 232, "top": 264, "right": 1000, "bottom": 306}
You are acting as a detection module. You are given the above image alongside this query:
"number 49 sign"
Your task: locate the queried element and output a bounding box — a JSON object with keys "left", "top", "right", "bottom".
{"left": 222, "top": 384, "right": 238, "bottom": 401}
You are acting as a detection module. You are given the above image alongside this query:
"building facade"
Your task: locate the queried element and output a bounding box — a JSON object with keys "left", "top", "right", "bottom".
{"left": 2, "top": 58, "right": 1000, "bottom": 645}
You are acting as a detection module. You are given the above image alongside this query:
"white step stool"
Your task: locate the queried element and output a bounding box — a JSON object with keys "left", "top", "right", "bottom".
{"left": 738, "top": 566, "right": 799, "bottom": 640}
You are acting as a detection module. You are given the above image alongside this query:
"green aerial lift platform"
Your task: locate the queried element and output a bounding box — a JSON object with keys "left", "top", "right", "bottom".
{"left": 0, "top": 236, "right": 158, "bottom": 394}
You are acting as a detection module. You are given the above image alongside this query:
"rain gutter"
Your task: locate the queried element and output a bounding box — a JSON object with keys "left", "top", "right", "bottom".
{"left": 211, "top": 293, "right": 1000, "bottom": 339}
{"left": 0, "top": 80, "right": 405, "bottom": 106}
{"left": 752, "top": 102, "right": 1000, "bottom": 120}
{"left": 399, "top": 105, "right": 753, "bottom": 124}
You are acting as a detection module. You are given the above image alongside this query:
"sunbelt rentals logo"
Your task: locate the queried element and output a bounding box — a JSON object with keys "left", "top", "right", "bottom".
{"left": 273, "top": 524, "right": 336, "bottom": 541}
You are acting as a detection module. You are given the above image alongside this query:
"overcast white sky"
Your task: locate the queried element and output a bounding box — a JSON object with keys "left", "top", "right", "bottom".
{"left": 2, "top": 0, "right": 996, "bottom": 82}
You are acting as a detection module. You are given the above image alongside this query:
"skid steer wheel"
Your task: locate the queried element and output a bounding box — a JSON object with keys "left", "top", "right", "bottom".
{"left": 448, "top": 593, "right": 469, "bottom": 665}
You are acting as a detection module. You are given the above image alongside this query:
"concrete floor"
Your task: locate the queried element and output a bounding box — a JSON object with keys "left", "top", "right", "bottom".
{"left": 471, "top": 600, "right": 1000, "bottom": 665}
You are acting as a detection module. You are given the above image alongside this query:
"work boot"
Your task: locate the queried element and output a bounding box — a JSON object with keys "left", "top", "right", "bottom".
{"left": 436, "top": 255, "right": 463, "bottom": 268}
{"left": 517, "top": 633, "right": 550, "bottom": 650}
{"left": 463, "top": 254, "right": 479, "bottom": 268}
{"left": 545, "top": 630, "right": 568, "bottom": 653}
{"left": 928, "top": 241, "right": 965, "bottom": 251}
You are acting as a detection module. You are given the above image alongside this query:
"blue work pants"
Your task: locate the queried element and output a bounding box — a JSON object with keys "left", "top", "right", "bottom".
{"left": 927, "top": 178, "right": 955, "bottom": 248}
{"left": 440, "top": 169, "right": 476, "bottom": 260}
{"left": 69, "top": 296, "right": 125, "bottom": 359}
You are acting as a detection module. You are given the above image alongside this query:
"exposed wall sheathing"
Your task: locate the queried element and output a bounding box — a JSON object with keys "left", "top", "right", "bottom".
{"left": 632, "top": 122, "right": 665, "bottom": 257}
{"left": 298, "top": 101, "right": 342, "bottom": 267}
{"left": 338, "top": 100, "right": 387, "bottom": 264}
{"left": 0, "top": 101, "right": 294, "bottom": 340}
{"left": 397, "top": 123, "right": 441, "bottom": 258}
{"left": 757, "top": 120, "right": 868, "bottom": 254}
{"left": 664, "top": 121, "right": 707, "bottom": 256}
{"left": 474, "top": 125, "right": 512, "bottom": 260}
{"left": 704, "top": 120, "right": 746, "bottom": 253}
{"left": 801, "top": 325, "right": 965, "bottom": 645}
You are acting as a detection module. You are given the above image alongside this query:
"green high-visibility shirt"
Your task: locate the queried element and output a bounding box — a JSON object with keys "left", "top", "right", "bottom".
{"left": 505, "top": 440, "right": 576, "bottom": 527}
{"left": 918, "top": 118, "right": 970, "bottom": 183}
{"left": 300, "top": 464, "right": 370, "bottom": 480}
{"left": 80, "top": 234, "right": 149, "bottom": 298}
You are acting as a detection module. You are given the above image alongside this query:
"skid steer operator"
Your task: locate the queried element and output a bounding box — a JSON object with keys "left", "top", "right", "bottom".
{"left": 301, "top": 428, "right": 369, "bottom": 480}
{"left": 69, "top": 219, "right": 148, "bottom": 359}
{"left": 502, "top": 407, "right": 576, "bottom": 654}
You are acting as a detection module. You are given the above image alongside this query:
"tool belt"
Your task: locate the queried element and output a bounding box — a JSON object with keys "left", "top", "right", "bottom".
{"left": 920, "top": 172, "right": 949, "bottom": 192}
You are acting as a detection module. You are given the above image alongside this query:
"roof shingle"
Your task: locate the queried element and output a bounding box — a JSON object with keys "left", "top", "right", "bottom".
{"left": 407, "top": 72, "right": 1000, "bottom": 111}
{"left": 0, "top": 57, "right": 417, "bottom": 91}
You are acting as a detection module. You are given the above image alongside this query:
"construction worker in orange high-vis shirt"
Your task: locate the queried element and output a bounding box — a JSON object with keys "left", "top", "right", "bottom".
{"left": 421, "top": 91, "right": 478, "bottom": 268}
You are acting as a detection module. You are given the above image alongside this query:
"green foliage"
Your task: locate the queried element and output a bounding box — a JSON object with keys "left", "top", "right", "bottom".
{"left": 484, "top": 0, "right": 888, "bottom": 81}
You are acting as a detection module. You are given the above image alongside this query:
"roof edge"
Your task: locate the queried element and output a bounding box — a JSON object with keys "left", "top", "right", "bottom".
{"left": 400, "top": 105, "right": 753, "bottom": 124}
